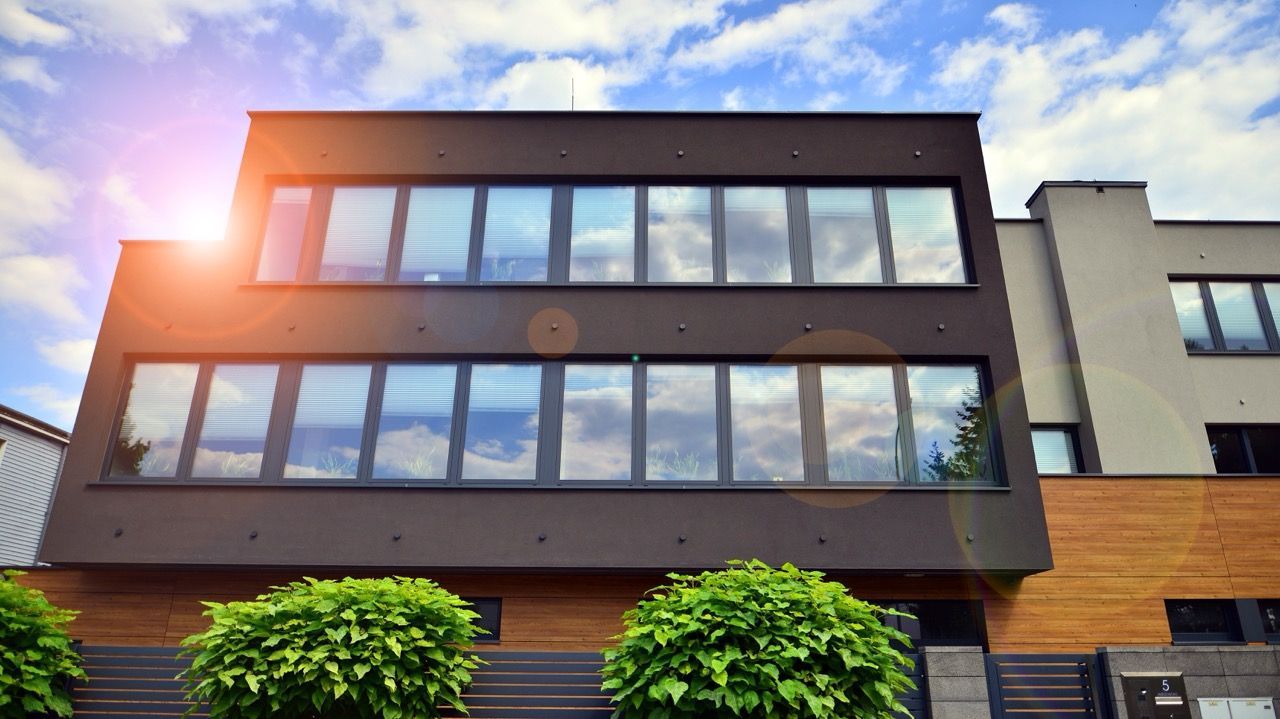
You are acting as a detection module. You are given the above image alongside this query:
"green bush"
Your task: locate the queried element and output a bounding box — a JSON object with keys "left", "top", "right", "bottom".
{"left": 180, "top": 576, "right": 484, "bottom": 719}
{"left": 0, "top": 569, "right": 84, "bottom": 719}
{"left": 601, "top": 560, "right": 915, "bottom": 719}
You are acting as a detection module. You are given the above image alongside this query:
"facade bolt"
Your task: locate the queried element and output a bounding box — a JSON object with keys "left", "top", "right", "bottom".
{"left": 438, "top": 150, "right": 446, "bottom": 157}
{"left": 1240, "top": 399, "right": 1246, "bottom": 405}
{"left": 113, "top": 528, "right": 123, "bottom": 537}
{"left": 559, "top": 149, "right": 568, "bottom": 157}
{"left": 417, "top": 324, "right": 426, "bottom": 331}
{"left": 804, "top": 323, "right": 813, "bottom": 331}
{"left": 938, "top": 323, "right": 946, "bottom": 331}
{"left": 678, "top": 323, "right": 687, "bottom": 331}
{"left": 249, "top": 531, "right": 258, "bottom": 540}
{"left": 792, "top": 150, "right": 800, "bottom": 158}
{"left": 914, "top": 150, "right": 923, "bottom": 158}
{"left": 966, "top": 533, "right": 975, "bottom": 542}
{"left": 1200, "top": 252, "right": 1206, "bottom": 258}
{"left": 551, "top": 322, "right": 559, "bottom": 330}
{"left": 538, "top": 533, "right": 547, "bottom": 542}
{"left": 393, "top": 532, "right": 401, "bottom": 541}
{"left": 676, "top": 150, "right": 685, "bottom": 158}
{"left": 819, "top": 535, "right": 827, "bottom": 543}
{"left": 164, "top": 322, "right": 172, "bottom": 330}
{"left": 320, "top": 150, "right": 328, "bottom": 157}
{"left": 288, "top": 324, "right": 296, "bottom": 331}
{"left": 678, "top": 535, "right": 687, "bottom": 543}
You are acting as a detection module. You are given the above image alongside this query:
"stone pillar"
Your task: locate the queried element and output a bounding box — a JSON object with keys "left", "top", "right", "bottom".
{"left": 922, "top": 646, "right": 993, "bottom": 719}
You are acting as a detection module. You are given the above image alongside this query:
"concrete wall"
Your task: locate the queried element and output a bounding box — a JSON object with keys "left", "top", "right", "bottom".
{"left": 1100, "top": 646, "right": 1280, "bottom": 719}
{"left": 923, "top": 646, "right": 993, "bottom": 719}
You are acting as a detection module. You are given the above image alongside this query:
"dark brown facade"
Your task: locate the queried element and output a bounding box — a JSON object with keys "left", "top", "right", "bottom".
{"left": 39, "top": 112, "right": 1051, "bottom": 574}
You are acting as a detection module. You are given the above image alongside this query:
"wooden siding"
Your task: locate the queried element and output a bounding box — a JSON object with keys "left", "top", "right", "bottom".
{"left": 0, "top": 421, "right": 65, "bottom": 566}
{"left": 17, "top": 477, "right": 1280, "bottom": 652}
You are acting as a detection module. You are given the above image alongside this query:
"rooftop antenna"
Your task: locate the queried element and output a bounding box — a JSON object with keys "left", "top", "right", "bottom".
{"left": 571, "top": 77, "right": 575, "bottom": 111}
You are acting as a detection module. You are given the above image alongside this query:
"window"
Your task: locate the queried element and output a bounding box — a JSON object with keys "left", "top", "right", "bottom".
{"left": 881, "top": 601, "right": 986, "bottom": 648}
{"left": 255, "top": 183, "right": 971, "bottom": 286}
{"left": 464, "top": 598, "right": 502, "bottom": 642}
{"left": 1031, "top": 426, "right": 1082, "bottom": 474}
{"left": 104, "top": 360, "right": 1001, "bottom": 487}
{"left": 1165, "top": 599, "right": 1243, "bottom": 643}
{"left": 1170, "top": 280, "right": 1280, "bottom": 352}
{"left": 1261, "top": 599, "right": 1280, "bottom": 641}
{"left": 1207, "top": 426, "right": 1280, "bottom": 473}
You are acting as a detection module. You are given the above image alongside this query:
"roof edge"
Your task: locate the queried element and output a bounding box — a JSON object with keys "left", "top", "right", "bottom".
{"left": 0, "top": 403, "right": 70, "bottom": 442}
{"left": 246, "top": 109, "right": 984, "bottom": 119}
{"left": 1024, "top": 180, "right": 1148, "bottom": 208}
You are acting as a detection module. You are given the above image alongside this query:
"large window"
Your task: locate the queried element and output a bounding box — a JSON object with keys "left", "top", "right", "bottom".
{"left": 105, "top": 360, "right": 999, "bottom": 487}
{"left": 1170, "top": 280, "right": 1280, "bottom": 352}
{"left": 256, "top": 183, "right": 971, "bottom": 285}
{"left": 1207, "top": 426, "right": 1280, "bottom": 474}
{"left": 1165, "top": 599, "right": 1243, "bottom": 644}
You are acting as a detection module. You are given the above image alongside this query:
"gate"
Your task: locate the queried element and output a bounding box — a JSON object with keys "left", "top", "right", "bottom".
{"left": 985, "top": 653, "right": 1110, "bottom": 719}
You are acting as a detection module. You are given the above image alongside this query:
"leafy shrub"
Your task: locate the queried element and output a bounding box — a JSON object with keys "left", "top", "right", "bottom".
{"left": 601, "top": 560, "right": 915, "bottom": 719}
{"left": 0, "top": 569, "right": 84, "bottom": 719}
{"left": 181, "top": 576, "right": 484, "bottom": 719}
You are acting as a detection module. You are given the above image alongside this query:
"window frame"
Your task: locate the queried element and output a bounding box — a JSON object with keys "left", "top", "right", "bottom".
{"left": 1206, "top": 424, "right": 1280, "bottom": 474}
{"left": 1030, "top": 424, "right": 1084, "bottom": 475}
{"left": 1164, "top": 599, "right": 1245, "bottom": 645}
{"left": 101, "top": 358, "right": 1004, "bottom": 489}
{"left": 1170, "top": 278, "right": 1280, "bottom": 353}
{"left": 252, "top": 182, "right": 975, "bottom": 287}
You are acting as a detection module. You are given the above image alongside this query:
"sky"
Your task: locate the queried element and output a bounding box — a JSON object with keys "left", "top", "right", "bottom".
{"left": 0, "top": 0, "right": 1277, "bottom": 431}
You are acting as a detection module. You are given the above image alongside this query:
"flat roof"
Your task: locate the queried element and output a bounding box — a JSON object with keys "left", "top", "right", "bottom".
{"left": 247, "top": 109, "right": 983, "bottom": 120}
{"left": 1024, "top": 180, "right": 1148, "bottom": 208}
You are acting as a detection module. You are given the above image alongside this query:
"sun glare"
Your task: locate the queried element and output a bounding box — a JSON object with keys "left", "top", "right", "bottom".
{"left": 171, "top": 198, "right": 230, "bottom": 242}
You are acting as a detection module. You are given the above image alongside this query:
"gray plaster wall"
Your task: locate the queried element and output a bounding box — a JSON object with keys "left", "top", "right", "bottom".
{"left": 1025, "top": 185, "right": 1215, "bottom": 474}
{"left": 1099, "top": 646, "right": 1280, "bottom": 719}
{"left": 923, "top": 646, "right": 993, "bottom": 719}
{"left": 994, "top": 220, "right": 1082, "bottom": 426}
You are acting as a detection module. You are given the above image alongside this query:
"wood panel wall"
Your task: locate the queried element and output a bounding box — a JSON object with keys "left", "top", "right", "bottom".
{"left": 16, "top": 477, "right": 1280, "bottom": 653}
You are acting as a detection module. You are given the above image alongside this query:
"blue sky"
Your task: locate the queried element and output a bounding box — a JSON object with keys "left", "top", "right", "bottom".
{"left": 0, "top": 0, "right": 1277, "bottom": 430}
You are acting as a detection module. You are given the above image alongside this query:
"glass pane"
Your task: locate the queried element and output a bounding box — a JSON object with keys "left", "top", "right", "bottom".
{"left": 284, "top": 365, "right": 371, "bottom": 479}
{"left": 648, "top": 186, "right": 712, "bottom": 282}
{"left": 821, "top": 366, "right": 901, "bottom": 482}
{"left": 1030, "top": 428, "right": 1079, "bottom": 474}
{"left": 1165, "top": 600, "right": 1235, "bottom": 636}
{"left": 400, "top": 187, "right": 473, "bottom": 281}
{"left": 110, "top": 363, "right": 199, "bottom": 477}
{"left": 256, "top": 187, "right": 311, "bottom": 281}
{"left": 480, "top": 187, "right": 551, "bottom": 281}
{"left": 319, "top": 187, "right": 395, "bottom": 281}
{"left": 192, "top": 365, "right": 278, "bottom": 478}
{"left": 1207, "top": 428, "right": 1249, "bottom": 473}
{"left": 887, "top": 188, "right": 966, "bottom": 283}
{"left": 1209, "top": 282, "right": 1269, "bottom": 350}
{"left": 1265, "top": 284, "right": 1280, "bottom": 336}
{"left": 646, "top": 365, "right": 717, "bottom": 481}
{"left": 372, "top": 365, "right": 456, "bottom": 480}
{"left": 560, "top": 365, "right": 632, "bottom": 480}
{"left": 1245, "top": 426, "right": 1280, "bottom": 473}
{"left": 808, "top": 188, "right": 882, "bottom": 283}
{"left": 908, "top": 365, "right": 993, "bottom": 482}
{"left": 725, "top": 187, "right": 790, "bottom": 283}
{"left": 570, "top": 187, "right": 635, "bottom": 282}
{"left": 461, "top": 365, "right": 541, "bottom": 480}
{"left": 1170, "top": 282, "right": 1215, "bottom": 351}
{"left": 730, "top": 365, "right": 802, "bottom": 481}
{"left": 1261, "top": 599, "right": 1280, "bottom": 635}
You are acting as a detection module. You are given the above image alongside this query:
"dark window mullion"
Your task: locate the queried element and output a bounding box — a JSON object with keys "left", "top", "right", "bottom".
{"left": 1201, "top": 281, "right": 1227, "bottom": 351}
{"left": 1239, "top": 427, "right": 1260, "bottom": 473}
{"left": 539, "top": 363, "right": 565, "bottom": 486}
{"left": 447, "top": 364, "right": 472, "bottom": 486}
{"left": 798, "top": 364, "right": 825, "bottom": 486}
{"left": 173, "top": 363, "right": 214, "bottom": 481}
{"left": 717, "top": 363, "right": 732, "bottom": 485}
{"left": 466, "top": 187, "right": 488, "bottom": 283}
{"left": 636, "top": 185, "right": 648, "bottom": 283}
{"left": 298, "top": 186, "right": 333, "bottom": 281}
{"left": 893, "top": 364, "right": 917, "bottom": 484}
{"left": 1252, "top": 282, "right": 1280, "bottom": 351}
{"left": 632, "top": 363, "right": 645, "bottom": 486}
{"left": 711, "top": 186, "right": 726, "bottom": 285}
{"left": 356, "top": 364, "right": 386, "bottom": 484}
{"left": 384, "top": 186, "right": 410, "bottom": 281}
{"left": 548, "top": 186, "right": 572, "bottom": 284}
{"left": 789, "top": 187, "right": 813, "bottom": 285}
{"left": 261, "top": 363, "right": 302, "bottom": 484}
{"left": 873, "top": 186, "right": 896, "bottom": 284}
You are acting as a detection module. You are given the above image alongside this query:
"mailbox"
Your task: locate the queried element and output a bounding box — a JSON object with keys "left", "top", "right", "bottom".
{"left": 1120, "top": 673, "right": 1192, "bottom": 719}
{"left": 1198, "top": 698, "right": 1278, "bottom": 719}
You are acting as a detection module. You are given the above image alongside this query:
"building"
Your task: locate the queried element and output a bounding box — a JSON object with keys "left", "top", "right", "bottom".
{"left": 0, "top": 404, "right": 68, "bottom": 566}
{"left": 20, "top": 112, "right": 1280, "bottom": 719}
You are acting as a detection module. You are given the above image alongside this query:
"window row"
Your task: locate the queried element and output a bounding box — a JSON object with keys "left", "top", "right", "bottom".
{"left": 107, "top": 360, "right": 998, "bottom": 486}
{"left": 1165, "top": 598, "right": 1280, "bottom": 644}
{"left": 255, "top": 184, "right": 970, "bottom": 285}
{"left": 1170, "top": 280, "right": 1280, "bottom": 352}
{"left": 1207, "top": 425, "right": 1280, "bottom": 474}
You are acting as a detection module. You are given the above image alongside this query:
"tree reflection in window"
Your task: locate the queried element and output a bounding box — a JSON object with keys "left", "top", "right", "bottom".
{"left": 110, "top": 363, "right": 199, "bottom": 477}
{"left": 646, "top": 365, "right": 717, "bottom": 481}
{"left": 907, "top": 366, "right": 992, "bottom": 482}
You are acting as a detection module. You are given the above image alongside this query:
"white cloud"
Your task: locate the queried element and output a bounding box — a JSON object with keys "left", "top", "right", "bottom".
{"left": 986, "top": 3, "right": 1041, "bottom": 35}
{"left": 721, "top": 86, "right": 745, "bottom": 110}
{"left": 0, "top": 55, "right": 61, "bottom": 92}
{"left": 0, "top": 129, "right": 75, "bottom": 255}
{"left": 808, "top": 90, "right": 846, "bottom": 110}
{"left": 101, "top": 172, "right": 158, "bottom": 229}
{"left": 35, "top": 337, "right": 96, "bottom": 375}
{"left": 11, "top": 383, "right": 80, "bottom": 429}
{"left": 931, "top": 0, "right": 1280, "bottom": 218}
{"left": 0, "top": 0, "right": 73, "bottom": 46}
{"left": 482, "top": 56, "right": 632, "bottom": 110}
{"left": 0, "top": 253, "right": 88, "bottom": 324}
